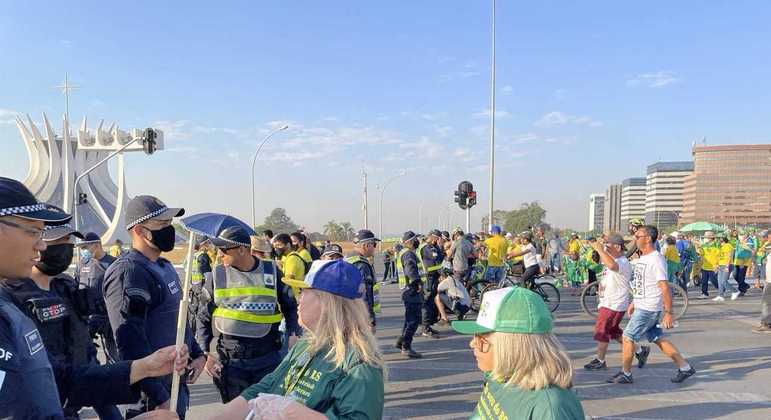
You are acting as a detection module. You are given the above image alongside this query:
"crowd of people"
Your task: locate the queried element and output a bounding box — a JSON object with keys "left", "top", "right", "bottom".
{"left": 2, "top": 173, "right": 770, "bottom": 419}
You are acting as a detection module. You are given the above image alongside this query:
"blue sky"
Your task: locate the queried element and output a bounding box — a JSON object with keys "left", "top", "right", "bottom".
{"left": 2, "top": 1, "right": 770, "bottom": 233}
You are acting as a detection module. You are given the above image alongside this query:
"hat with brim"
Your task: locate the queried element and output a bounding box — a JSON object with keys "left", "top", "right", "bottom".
{"left": 43, "top": 223, "right": 84, "bottom": 243}
{"left": 452, "top": 287, "right": 552, "bottom": 335}
{"left": 209, "top": 226, "right": 251, "bottom": 249}
{"left": 354, "top": 229, "right": 381, "bottom": 244}
{"left": 250, "top": 236, "right": 272, "bottom": 253}
{"left": 0, "top": 178, "right": 71, "bottom": 224}
{"left": 77, "top": 232, "right": 102, "bottom": 246}
{"left": 321, "top": 244, "right": 344, "bottom": 258}
{"left": 125, "top": 195, "right": 184, "bottom": 230}
{"left": 283, "top": 259, "right": 363, "bottom": 299}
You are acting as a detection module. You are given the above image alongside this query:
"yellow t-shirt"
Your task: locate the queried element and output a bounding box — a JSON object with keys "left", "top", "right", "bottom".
{"left": 568, "top": 239, "right": 581, "bottom": 255}
{"left": 508, "top": 243, "right": 524, "bottom": 264}
{"left": 718, "top": 243, "right": 735, "bottom": 266}
{"left": 664, "top": 246, "right": 680, "bottom": 264}
{"left": 700, "top": 242, "right": 720, "bottom": 271}
{"left": 109, "top": 245, "right": 122, "bottom": 257}
{"left": 298, "top": 249, "right": 312, "bottom": 263}
{"left": 282, "top": 252, "right": 307, "bottom": 297}
{"left": 485, "top": 236, "right": 509, "bottom": 267}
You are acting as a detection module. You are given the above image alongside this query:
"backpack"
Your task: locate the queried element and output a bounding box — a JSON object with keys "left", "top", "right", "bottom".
{"left": 309, "top": 244, "right": 322, "bottom": 261}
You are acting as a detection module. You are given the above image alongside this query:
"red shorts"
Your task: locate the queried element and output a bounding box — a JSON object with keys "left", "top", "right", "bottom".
{"left": 593, "top": 307, "right": 625, "bottom": 343}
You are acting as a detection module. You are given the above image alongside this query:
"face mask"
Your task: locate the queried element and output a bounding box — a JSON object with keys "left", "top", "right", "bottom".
{"left": 36, "top": 243, "right": 74, "bottom": 276}
{"left": 146, "top": 225, "right": 176, "bottom": 252}
{"left": 80, "top": 248, "right": 93, "bottom": 262}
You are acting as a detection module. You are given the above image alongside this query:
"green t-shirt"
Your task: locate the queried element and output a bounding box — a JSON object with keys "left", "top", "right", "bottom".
{"left": 470, "top": 376, "right": 584, "bottom": 420}
{"left": 241, "top": 339, "right": 384, "bottom": 420}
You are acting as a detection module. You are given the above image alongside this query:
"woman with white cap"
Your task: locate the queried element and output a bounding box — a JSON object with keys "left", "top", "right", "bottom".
{"left": 452, "top": 287, "right": 584, "bottom": 419}
{"left": 212, "top": 259, "right": 385, "bottom": 419}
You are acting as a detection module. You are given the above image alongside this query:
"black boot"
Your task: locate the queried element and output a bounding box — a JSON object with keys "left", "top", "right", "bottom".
{"left": 401, "top": 347, "right": 422, "bottom": 359}
{"left": 395, "top": 336, "right": 404, "bottom": 350}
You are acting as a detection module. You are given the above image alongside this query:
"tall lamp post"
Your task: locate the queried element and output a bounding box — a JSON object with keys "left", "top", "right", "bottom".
{"left": 487, "top": 0, "right": 497, "bottom": 232}
{"left": 250, "top": 124, "right": 289, "bottom": 227}
{"left": 378, "top": 170, "right": 407, "bottom": 243}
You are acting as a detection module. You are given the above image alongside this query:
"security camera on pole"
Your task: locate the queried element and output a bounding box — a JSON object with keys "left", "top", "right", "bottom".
{"left": 454, "top": 181, "right": 477, "bottom": 233}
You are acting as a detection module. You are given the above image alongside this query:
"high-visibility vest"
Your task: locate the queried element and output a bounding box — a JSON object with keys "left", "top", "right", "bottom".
{"left": 191, "top": 251, "right": 204, "bottom": 286}
{"left": 345, "top": 255, "right": 380, "bottom": 313}
{"left": 212, "top": 259, "right": 282, "bottom": 338}
{"left": 396, "top": 248, "right": 422, "bottom": 289}
{"left": 417, "top": 243, "right": 442, "bottom": 275}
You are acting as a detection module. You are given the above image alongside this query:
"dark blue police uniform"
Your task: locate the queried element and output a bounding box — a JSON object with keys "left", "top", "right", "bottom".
{"left": 103, "top": 249, "right": 203, "bottom": 418}
{"left": 76, "top": 253, "right": 118, "bottom": 360}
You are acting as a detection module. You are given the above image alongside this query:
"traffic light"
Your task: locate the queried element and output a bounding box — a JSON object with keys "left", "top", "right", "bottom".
{"left": 77, "top": 193, "right": 88, "bottom": 205}
{"left": 143, "top": 128, "right": 157, "bottom": 155}
{"left": 454, "top": 189, "right": 467, "bottom": 209}
{"left": 467, "top": 191, "right": 477, "bottom": 208}
{"left": 456, "top": 181, "right": 476, "bottom": 210}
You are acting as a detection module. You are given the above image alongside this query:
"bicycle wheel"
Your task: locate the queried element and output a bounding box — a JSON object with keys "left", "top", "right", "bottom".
{"left": 469, "top": 286, "right": 483, "bottom": 312}
{"left": 580, "top": 280, "right": 601, "bottom": 318}
{"left": 670, "top": 283, "right": 689, "bottom": 320}
{"left": 535, "top": 282, "right": 560, "bottom": 312}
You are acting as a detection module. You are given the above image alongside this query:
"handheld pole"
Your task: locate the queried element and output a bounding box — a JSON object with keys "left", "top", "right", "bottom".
{"left": 169, "top": 232, "right": 196, "bottom": 411}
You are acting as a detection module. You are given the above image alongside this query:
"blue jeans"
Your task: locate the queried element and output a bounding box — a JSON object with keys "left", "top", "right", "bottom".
{"left": 548, "top": 252, "right": 562, "bottom": 272}
{"left": 624, "top": 308, "right": 663, "bottom": 343}
{"left": 679, "top": 261, "right": 692, "bottom": 290}
{"left": 485, "top": 266, "right": 506, "bottom": 284}
{"left": 717, "top": 265, "right": 736, "bottom": 297}
{"left": 701, "top": 269, "right": 718, "bottom": 295}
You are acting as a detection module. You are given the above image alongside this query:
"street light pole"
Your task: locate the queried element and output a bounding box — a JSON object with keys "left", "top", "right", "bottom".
{"left": 362, "top": 169, "right": 369, "bottom": 229}
{"left": 487, "top": 0, "right": 497, "bottom": 232}
{"left": 378, "top": 171, "right": 407, "bottom": 242}
{"left": 250, "top": 124, "right": 289, "bottom": 227}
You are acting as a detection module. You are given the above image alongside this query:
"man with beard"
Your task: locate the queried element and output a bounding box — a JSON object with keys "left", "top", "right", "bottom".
{"left": 104, "top": 195, "right": 206, "bottom": 418}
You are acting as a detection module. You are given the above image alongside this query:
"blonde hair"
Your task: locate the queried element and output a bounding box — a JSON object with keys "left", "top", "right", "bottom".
{"left": 305, "top": 291, "right": 385, "bottom": 373}
{"left": 489, "top": 332, "right": 573, "bottom": 390}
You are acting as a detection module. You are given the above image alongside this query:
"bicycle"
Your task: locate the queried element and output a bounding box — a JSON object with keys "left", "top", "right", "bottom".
{"left": 580, "top": 280, "right": 689, "bottom": 320}
{"left": 480, "top": 273, "right": 561, "bottom": 312}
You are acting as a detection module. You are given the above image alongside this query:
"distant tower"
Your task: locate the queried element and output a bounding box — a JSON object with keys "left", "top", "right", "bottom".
{"left": 15, "top": 112, "right": 164, "bottom": 244}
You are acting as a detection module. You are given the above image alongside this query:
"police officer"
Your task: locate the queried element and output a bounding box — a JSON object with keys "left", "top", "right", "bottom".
{"left": 395, "top": 231, "right": 422, "bottom": 359}
{"left": 0, "top": 177, "right": 187, "bottom": 419}
{"left": 189, "top": 240, "right": 213, "bottom": 334}
{"left": 197, "top": 226, "right": 300, "bottom": 403}
{"left": 103, "top": 195, "right": 206, "bottom": 418}
{"left": 418, "top": 229, "right": 443, "bottom": 338}
{"left": 76, "top": 231, "right": 119, "bottom": 362}
{"left": 346, "top": 229, "right": 381, "bottom": 331}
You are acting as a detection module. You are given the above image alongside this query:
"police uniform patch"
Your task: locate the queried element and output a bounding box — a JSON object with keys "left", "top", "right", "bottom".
{"left": 264, "top": 274, "right": 275, "bottom": 287}
{"left": 24, "top": 329, "right": 43, "bottom": 355}
{"left": 167, "top": 280, "right": 180, "bottom": 295}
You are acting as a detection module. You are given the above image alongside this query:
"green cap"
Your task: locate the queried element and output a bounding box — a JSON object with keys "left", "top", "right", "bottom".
{"left": 452, "top": 287, "right": 552, "bottom": 334}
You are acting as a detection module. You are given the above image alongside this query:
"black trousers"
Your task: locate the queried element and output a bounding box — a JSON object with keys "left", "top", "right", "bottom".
{"left": 383, "top": 261, "right": 392, "bottom": 281}
{"left": 401, "top": 288, "right": 422, "bottom": 349}
{"left": 213, "top": 354, "right": 281, "bottom": 403}
{"left": 422, "top": 272, "right": 440, "bottom": 327}
{"left": 521, "top": 265, "right": 540, "bottom": 289}
{"left": 734, "top": 265, "right": 750, "bottom": 293}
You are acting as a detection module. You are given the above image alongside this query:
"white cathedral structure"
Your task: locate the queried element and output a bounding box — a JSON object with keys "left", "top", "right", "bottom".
{"left": 15, "top": 112, "right": 164, "bottom": 244}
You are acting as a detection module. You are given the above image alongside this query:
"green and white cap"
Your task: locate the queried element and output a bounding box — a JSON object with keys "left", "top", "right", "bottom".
{"left": 452, "top": 287, "right": 552, "bottom": 334}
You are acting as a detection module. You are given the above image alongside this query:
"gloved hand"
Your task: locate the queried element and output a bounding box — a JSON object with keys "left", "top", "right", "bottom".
{"left": 247, "top": 393, "right": 324, "bottom": 420}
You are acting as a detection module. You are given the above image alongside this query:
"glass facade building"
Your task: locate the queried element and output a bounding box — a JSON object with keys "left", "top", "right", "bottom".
{"left": 682, "top": 144, "right": 771, "bottom": 226}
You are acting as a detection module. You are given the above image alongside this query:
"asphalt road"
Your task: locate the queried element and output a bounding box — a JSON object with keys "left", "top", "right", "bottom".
{"left": 82, "top": 263, "right": 771, "bottom": 420}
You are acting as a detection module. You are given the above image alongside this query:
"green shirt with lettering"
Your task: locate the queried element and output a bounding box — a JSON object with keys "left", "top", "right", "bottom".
{"left": 241, "top": 339, "right": 384, "bottom": 420}
{"left": 470, "top": 375, "right": 584, "bottom": 420}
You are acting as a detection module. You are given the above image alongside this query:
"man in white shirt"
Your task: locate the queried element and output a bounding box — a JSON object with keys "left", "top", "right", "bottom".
{"left": 584, "top": 233, "right": 641, "bottom": 370}
{"left": 435, "top": 270, "right": 471, "bottom": 324}
{"left": 608, "top": 225, "right": 695, "bottom": 384}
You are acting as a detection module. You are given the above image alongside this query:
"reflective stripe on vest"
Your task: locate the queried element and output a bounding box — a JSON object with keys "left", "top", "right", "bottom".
{"left": 417, "top": 243, "right": 442, "bottom": 274}
{"left": 397, "top": 248, "right": 419, "bottom": 289}
{"left": 191, "top": 251, "right": 204, "bottom": 285}
{"left": 213, "top": 260, "right": 281, "bottom": 338}
{"left": 345, "top": 255, "right": 380, "bottom": 314}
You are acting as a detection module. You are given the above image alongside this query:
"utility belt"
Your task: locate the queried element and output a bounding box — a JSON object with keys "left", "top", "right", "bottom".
{"left": 218, "top": 333, "right": 281, "bottom": 360}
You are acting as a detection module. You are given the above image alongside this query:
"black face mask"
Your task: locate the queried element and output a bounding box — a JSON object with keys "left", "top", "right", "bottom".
{"left": 36, "top": 243, "right": 74, "bottom": 276}
{"left": 147, "top": 225, "right": 176, "bottom": 252}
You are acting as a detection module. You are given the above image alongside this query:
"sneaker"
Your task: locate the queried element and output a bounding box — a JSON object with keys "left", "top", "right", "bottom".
{"left": 752, "top": 325, "right": 771, "bottom": 334}
{"left": 606, "top": 371, "right": 634, "bottom": 384}
{"left": 712, "top": 296, "right": 725, "bottom": 302}
{"left": 421, "top": 327, "right": 441, "bottom": 339}
{"left": 671, "top": 367, "right": 696, "bottom": 383}
{"left": 402, "top": 348, "right": 422, "bottom": 359}
{"left": 730, "top": 291, "right": 740, "bottom": 300}
{"left": 584, "top": 358, "right": 607, "bottom": 370}
{"left": 394, "top": 337, "right": 403, "bottom": 350}
{"left": 436, "top": 319, "right": 450, "bottom": 327}
{"left": 738, "top": 291, "right": 746, "bottom": 297}
{"left": 457, "top": 313, "right": 465, "bottom": 321}
{"left": 635, "top": 346, "right": 650, "bottom": 368}
{"left": 697, "top": 294, "right": 710, "bottom": 299}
